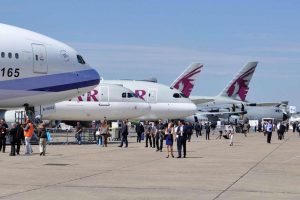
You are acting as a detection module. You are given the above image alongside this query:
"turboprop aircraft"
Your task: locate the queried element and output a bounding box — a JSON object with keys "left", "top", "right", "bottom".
{"left": 0, "top": 23, "right": 100, "bottom": 108}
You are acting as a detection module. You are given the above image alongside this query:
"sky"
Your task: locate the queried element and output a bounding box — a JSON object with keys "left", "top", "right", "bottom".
{"left": 1, "top": 0, "right": 299, "bottom": 108}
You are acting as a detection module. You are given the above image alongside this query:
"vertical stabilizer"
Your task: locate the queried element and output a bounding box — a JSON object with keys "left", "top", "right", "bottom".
{"left": 171, "top": 63, "right": 203, "bottom": 97}
{"left": 218, "top": 61, "right": 258, "bottom": 101}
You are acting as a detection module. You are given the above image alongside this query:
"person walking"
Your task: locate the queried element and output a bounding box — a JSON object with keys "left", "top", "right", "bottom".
{"left": 165, "top": 122, "right": 174, "bottom": 158}
{"left": 100, "top": 120, "right": 109, "bottom": 147}
{"left": 186, "top": 122, "right": 193, "bottom": 142}
{"left": 266, "top": 120, "right": 273, "bottom": 143}
{"left": 23, "top": 119, "right": 34, "bottom": 155}
{"left": 37, "top": 122, "right": 47, "bottom": 156}
{"left": 195, "top": 122, "right": 202, "bottom": 137}
{"left": 135, "top": 121, "right": 144, "bottom": 143}
{"left": 205, "top": 123, "right": 210, "bottom": 140}
{"left": 75, "top": 122, "right": 83, "bottom": 145}
{"left": 119, "top": 120, "right": 128, "bottom": 148}
{"left": 144, "top": 121, "right": 152, "bottom": 148}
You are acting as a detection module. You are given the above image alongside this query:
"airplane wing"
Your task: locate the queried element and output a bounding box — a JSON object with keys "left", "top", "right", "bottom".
{"left": 190, "top": 96, "right": 215, "bottom": 104}
{"left": 198, "top": 110, "right": 247, "bottom": 117}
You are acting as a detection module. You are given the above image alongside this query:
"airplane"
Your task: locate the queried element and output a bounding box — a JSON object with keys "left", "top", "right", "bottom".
{"left": 172, "top": 61, "right": 288, "bottom": 123}
{"left": 0, "top": 84, "right": 151, "bottom": 122}
{"left": 101, "top": 80, "right": 197, "bottom": 120}
{"left": 186, "top": 105, "right": 287, "bottom": 124}
{"left": 0, "top": 23, "right": 100, "bottom": 109}
{"left": 35, "top": 83, "right": 151, "bottom": 121}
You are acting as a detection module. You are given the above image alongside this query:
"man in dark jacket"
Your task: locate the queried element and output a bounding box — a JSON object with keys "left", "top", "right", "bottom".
{"left": 186, "top": 122, "right": 193, "bottom": 142}
{"left": 176, "top": 120, "right": 188, "bottom": 158}
{"left": 135, "top": 122, "right": 144, "bottom": 143}
{"left": 0, "top": 119, "right": 7, "bottom": 153}
{"left": 195, "top": 122, "right": 202, "bottom": 137}
{"left": 156, "top": 120, "right": 165, "bottom": 152}
{"left": 119, "top": 120, "right": 128, "bottom": 148}
{"left": 205, "top": 123, "right": 210, "bottom": 140}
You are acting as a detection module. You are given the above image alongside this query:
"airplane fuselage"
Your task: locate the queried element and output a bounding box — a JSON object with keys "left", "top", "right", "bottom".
{"left": 0, "top": 23, "right": 100, "bottom": 108}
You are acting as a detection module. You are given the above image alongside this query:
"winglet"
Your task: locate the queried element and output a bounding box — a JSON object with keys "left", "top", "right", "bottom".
{"left": 218, "top": 61, "right": 258, "bottom": 101}
{"left": 171, "top": 63, "right": 203, "bottom": 97}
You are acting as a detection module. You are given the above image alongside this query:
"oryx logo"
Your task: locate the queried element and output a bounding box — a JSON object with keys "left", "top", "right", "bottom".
{"left": 173, "top": 64, "right": 203, "bottom": 97}
{"left": 227, "top": 67, "right": 256, "bottom": 101}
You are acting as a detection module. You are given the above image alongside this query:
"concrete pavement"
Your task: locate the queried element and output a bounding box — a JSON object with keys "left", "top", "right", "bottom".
{"left": 0, "top": 131, "right": 299, "bottom": 200}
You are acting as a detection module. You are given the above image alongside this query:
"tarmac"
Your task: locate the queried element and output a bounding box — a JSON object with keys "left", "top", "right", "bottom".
{"left": 0, "top": 131, "right": 299, "bottom": 200}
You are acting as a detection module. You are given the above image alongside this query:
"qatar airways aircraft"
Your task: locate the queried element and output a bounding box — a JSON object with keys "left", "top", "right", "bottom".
{"left": 34, "top": 83, "right": 151, "bottom": 121}
{"left": 174, "top": 62, "right": 287, "bottom": 122}
{"left": 0, "top": 23, "right": 100, "bottom": 108}
{"left": 102, "top": 80, "right": 197, "bottom": 120}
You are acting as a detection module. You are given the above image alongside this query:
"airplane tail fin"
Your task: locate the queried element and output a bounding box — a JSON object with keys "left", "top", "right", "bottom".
{"left": 170, "top": 63, "right": 203, "bottom": 97}
{"left": 218, "top": 61, "right": 258, "bottom": 101}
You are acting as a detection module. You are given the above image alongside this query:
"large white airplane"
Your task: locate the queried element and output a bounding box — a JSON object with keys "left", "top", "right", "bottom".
{"left": 102, "top": 80, "right": 197, "bottom": 120}
{"left": 34, "top": 83, "right": 151, "bottom": 121}
{"left": 0, "top": 23, "right": 100, "bottom": 108}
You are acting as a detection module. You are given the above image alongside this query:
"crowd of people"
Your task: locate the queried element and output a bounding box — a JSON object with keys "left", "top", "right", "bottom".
{"left": 0, "top": 118, "right": 49, "bottom": 156}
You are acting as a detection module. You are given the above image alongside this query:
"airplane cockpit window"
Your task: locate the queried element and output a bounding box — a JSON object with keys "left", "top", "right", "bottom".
{"left": 1, "top": 52, "right": 4, "bottom": 58}
{"left": 173, "top": 93, "right": 181, "bottom": 98}
{"left": 77, "top": 55, "right": 86, "bottom": 64}
{"left": 8, "top": 52, "right": 12, "bottom": 59}
{"left": 127, "top": 93, "right": 136, "bottom": 98}
{"left": 122, "top": 92, "right": 126, "bottom": 98}
{"left": 180, "top": 93, "right": 188, "bottom": 98}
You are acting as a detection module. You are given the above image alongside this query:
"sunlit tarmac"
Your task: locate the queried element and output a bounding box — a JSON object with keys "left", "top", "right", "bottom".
{"left": 0, "top": 131, "right": 299, "bottom": 200}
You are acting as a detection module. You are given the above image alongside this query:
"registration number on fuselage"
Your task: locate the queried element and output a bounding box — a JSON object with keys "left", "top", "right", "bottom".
{"left": 0, "top": 67, "right": 20, "bottom": 77}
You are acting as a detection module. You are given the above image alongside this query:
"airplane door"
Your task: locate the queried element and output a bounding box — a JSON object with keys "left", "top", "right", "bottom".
{"left": 148, "top": 89, "right": 157, "bottom": 103}
{"left": 31, "top": 44, "right": 48, "bottom": 74}
{"left": 99, "top": 86, "right": 110, "bottom": 106}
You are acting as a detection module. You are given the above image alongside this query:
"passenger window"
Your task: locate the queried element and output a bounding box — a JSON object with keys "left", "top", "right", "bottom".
{"left": 35, "top": 55, "right": 38, "bottom": 61}
{"left": 1, "top": 52, "right": 4, "bottom": 58}
{"left": 173, "top": 93, "right": 181, "bottom": 98}
{"left": 15, "top": 53, "right": 19, "bottom": 59}
{"left": 8, "top": 52, "right": 12, "bottom": 59}
{"left": 122, "top": 93, "right": 126, "bottom": 98}
{"left": 77, "top": 55, "right": 86, "bottom": 64}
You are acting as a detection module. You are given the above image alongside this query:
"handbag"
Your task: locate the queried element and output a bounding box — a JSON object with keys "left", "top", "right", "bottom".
{"left": 95, "top": 131, "right": 100, "bottom": 136}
